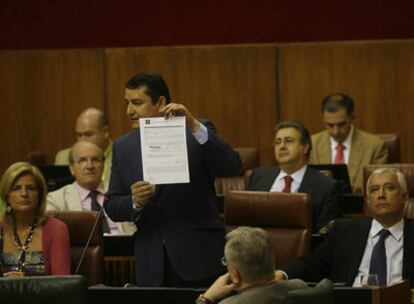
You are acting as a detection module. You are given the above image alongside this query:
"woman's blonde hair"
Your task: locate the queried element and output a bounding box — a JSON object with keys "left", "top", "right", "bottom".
{"left": 0, "top": 162, "right": 48, "bottom": 224}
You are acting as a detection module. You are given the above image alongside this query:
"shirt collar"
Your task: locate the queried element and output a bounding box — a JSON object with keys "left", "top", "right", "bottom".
{"left": 330, "top": 125, "right": 354, "bottom": 150}
{"left": 370, "top": 218, "right": 404, "bottom": 242}
{"left": 75, "top": 182, "right": 106, "bottom": 202}
{"left": 278, "top": 165, "right": 307, "bottom": 184}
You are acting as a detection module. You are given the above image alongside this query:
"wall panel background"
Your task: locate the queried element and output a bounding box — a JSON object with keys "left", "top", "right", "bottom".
{"left": 105, "top": 45, "right": 278, "bottom": 165}
{"left": 278, "top": 40, "right": 414, "bottom": 164}
{"left": 0, "top": 49, "right": 105, "bottom": 173}
{"left": 1, "top": 40, "right": 413, "bottom": 175}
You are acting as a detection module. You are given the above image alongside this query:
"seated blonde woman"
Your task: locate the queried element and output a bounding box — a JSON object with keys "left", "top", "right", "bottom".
{"left": 0, "top": 162, "right": 70, "bottom": 276}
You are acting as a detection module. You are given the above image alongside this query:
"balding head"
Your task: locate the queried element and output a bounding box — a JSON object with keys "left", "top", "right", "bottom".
{"left": 75, "top": 108, "right": 110, "bottom": 151}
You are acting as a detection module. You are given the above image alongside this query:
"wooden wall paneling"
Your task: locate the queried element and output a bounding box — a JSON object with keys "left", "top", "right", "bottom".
{"left": 278, "top": 40, "right": 414, "bottom": 163}
{"left": 104, "top": 45, "right": 278, "bottom": 166}
{"left": 0, "top": 52, "right": 28, "bottom": 174}
{"left": 0, "top": 49, "right": 105, "bottom": 174}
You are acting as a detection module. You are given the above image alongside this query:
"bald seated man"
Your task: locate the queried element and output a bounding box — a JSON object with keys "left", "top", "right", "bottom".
{"left": 48, "top": 141, "right": 135, "bottom": 235}
{"left": 54, "top": 108, "right": 112, "bottom": 183}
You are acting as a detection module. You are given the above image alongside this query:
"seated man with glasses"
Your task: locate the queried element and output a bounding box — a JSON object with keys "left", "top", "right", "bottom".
{"left": 46, "top": 141, "right": 135, "bottom": 235}
{"left": 196, "top": 227, "right": 307, "bottom": 304}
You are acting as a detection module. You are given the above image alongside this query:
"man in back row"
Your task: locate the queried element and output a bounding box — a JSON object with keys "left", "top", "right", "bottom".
{"left": 55, "top": 107, "right": 113, "bottom": 183}
{"left": 310, "top": 93, "right": 388, "bottom": 192}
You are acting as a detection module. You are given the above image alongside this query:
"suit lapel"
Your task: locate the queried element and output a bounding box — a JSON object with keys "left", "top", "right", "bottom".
{"left": 345, "top": 219, "right": 372, "bottom": 284}
{"left": 403, "top": 219, "right": 414, "bottom": 280}
{"left": 128, "top": 130, "right": 144, "bottom": 182}
{"left": 64, "top": 184, "right": 83, "bottom": 211}
{"left": 298, "top": 167, "right": 314, "bottom": 196}
{"left": 264, "top": 168, "right": 280, "bottom": 190}
{"left": 348, "top": 129, "right": 364, "bottom": 185}
{"left": 318, "top": 132, "right": 332, "bottom": 164}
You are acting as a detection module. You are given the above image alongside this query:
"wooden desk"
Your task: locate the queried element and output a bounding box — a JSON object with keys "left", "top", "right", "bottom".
{"left": 89, "top": 280, "right": 412, "bottom": 304}
{"left": 334, "top": 280, "right": 411, "bottom": 304}
{"left": 104, "top": 236, "right": 135, "bottom": 286}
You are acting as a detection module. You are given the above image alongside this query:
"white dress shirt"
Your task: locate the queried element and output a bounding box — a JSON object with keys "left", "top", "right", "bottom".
{"left": 352, "top": 218, "right": 404, "bottom": 286}
{"left": 269, "top": 165, "right": 307, "bottom": 193}
{"left": 330, "top": 126, "right": 354, "bottom": 164}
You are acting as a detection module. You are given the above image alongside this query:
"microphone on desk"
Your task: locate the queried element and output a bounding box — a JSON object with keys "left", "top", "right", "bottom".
{"left": 74, "top": 197, "right": 106, "bottom": 275}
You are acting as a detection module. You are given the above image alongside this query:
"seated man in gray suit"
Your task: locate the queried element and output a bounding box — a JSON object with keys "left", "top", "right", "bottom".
{"left": 47, "top": 141, "right": 135, "bottom": 235}
{"left": 247, "top": 120, "right": 342, "bottom": 233}
{"left": 276, "top": 168, "right": 414, "bottom": 287}
{"left": 197, "top": 227, "right": 308, "bottom": 304}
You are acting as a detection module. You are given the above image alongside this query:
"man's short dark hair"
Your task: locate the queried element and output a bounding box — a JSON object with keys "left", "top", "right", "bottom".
{"left": 274, "top": 120, "right": 312, "bottom": 158}
{"left": 321, "top": 93, "right": 354, "bottom": 115}
{"left": 125, "top": 73, "right": 171, "bottom": 105}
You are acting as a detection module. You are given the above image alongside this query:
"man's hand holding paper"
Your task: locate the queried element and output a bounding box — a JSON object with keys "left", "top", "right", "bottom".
{"left": 130, "top": 180, "right": 155, "bottom": 207}
{"left": 159, "top": 102, "right": 201, "bottom": 132}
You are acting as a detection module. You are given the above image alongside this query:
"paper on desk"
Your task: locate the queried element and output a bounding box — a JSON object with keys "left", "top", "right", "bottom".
{"left": 140, "top": 117, "right": 190, "bottom": 184}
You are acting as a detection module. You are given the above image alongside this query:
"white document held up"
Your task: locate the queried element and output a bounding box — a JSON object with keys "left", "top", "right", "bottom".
{"left": 140, "top": 116, "right": 190, "bottom": 185}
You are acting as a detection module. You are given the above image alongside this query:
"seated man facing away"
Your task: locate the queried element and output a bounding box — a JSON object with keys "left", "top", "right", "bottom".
{"left": 197, "top": 227, "right": 308, "bottom": 304}
{"left": 55, "top": 108, "right": 113, "bottom": 183}
{"left": 247, "top": 120, "right": 342, "bottom": 233}
{"left": 309, "top": 93, "right": 387, "bottom": 193}
{"left": 47, "top": 141, "right": 135, "bottom": 235}
{"left": 276, "top": 168, "right": 414, "bottom": 287}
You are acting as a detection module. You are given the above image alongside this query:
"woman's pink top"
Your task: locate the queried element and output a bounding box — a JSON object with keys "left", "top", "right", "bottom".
{"left": 41, "top": 217, "right": 71, "bottom": 275}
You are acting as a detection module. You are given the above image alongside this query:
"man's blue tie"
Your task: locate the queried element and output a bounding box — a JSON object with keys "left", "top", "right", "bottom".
{"left": 369, "top": 229, "right": 391, "bottom": 286}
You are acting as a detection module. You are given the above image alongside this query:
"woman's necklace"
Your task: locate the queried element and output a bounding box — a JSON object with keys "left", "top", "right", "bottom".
{"left": 12, "top": 216, "right": 38, "bottom": 271}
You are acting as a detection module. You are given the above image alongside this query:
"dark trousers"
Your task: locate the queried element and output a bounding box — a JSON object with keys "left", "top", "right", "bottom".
{"left": 161, "top": 245, "right": 222, "bottom": 288}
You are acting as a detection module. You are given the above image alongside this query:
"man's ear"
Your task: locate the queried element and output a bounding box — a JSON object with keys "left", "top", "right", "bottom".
{"left": 303, "top": 143, "right": 310, "bottom": 156}
{"left": 69, "top": 164, "right": 76, "bottom": 176}
{"left": 228, "top": 268, "right": 241, "bottom": 288}
{"left": 402, "top": 192, "right": 409, "bottom": 206}
{"left": 157, "top": 96, "right": 167, "bottom": 108}
{"left": 102, "top": 125, "right": 110, "bottom": 138}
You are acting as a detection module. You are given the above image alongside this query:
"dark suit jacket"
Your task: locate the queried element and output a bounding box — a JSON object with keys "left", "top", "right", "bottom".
{"left": 247, "top": 166, "right": 342, "bottom": 232}
{"left": 281, "top": 218, "right": 414, "bottom": 287}
{"left": 104, "top": 123, "right": 241, "bottom": 286}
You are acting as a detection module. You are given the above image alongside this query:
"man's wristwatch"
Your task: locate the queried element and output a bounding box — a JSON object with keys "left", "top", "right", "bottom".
{"left": 196, "top": 293, "right": 213, "bottom": 304}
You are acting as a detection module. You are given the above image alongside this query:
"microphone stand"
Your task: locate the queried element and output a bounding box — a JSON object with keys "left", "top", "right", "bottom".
{"left": 74, "top": 208, "right": 103, "bottom": 275}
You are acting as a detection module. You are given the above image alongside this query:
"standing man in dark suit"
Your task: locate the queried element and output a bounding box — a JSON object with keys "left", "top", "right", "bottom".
{"left": 247, "top": 120, "right": 342, "bottom": 233}
{"left": 276, "top": 168, "right": 414, "bottom": 287}
{"left": 104, "top": 73, "right": 242, "bottom": 287}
